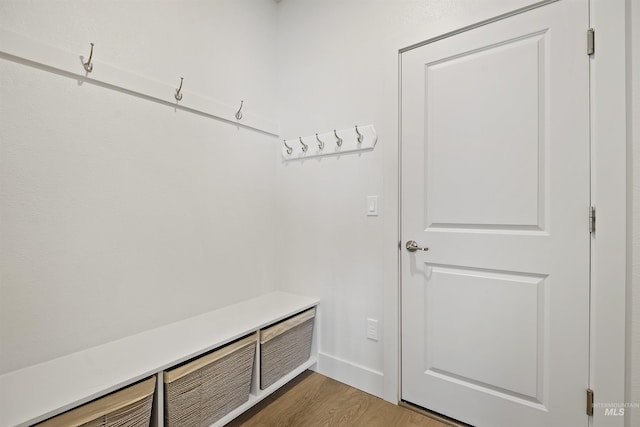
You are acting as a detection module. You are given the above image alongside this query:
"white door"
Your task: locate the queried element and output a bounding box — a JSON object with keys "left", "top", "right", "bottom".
{"left": 401, "top": 2, "right": 589, "bottom": 426}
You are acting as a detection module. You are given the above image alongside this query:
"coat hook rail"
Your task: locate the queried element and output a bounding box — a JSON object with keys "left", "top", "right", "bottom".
{"left": 282, "top": 125, "right": 377, "bottom": 161}
{"left": 0, "top": 29, "right": 279, "bottom": 135}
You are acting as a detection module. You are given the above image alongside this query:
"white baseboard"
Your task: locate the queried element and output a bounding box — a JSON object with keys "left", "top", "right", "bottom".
{"left": 314, "top": 352, "right": 384, "bottom": 398}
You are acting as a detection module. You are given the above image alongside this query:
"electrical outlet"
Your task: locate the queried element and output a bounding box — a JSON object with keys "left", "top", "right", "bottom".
{"left": 367, "top": 318, "right": 379, "bottom": 341}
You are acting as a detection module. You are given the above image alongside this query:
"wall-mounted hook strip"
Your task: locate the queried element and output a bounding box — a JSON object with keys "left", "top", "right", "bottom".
{"left": 299, "top": 137, "right": 308, "bottom": 153}
{"left": 235, "top": 100, "right": 244, "bottom": 120}
{"left": 282, "top": 125, "right": 377, "bottom": 160}
{"left": 334, "top": 130, "right": 343, "bottom": 147}
{"left": 83, "top": 42, "right": 94, "bottom": 73}
{"left": 174, "top": 77, "right": 184, "bottom": 101}
{"left": 283, "top": 139, "right": 293, "bottom": 155}
{"left": 0, "top": 29, "right": 280, "bottom": 135}
{"left": 355, "top": 125, "right": 363, "bottom": 143}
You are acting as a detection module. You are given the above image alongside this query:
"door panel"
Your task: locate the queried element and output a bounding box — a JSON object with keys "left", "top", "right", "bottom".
{"left": 424, "top": 265, "right": 543, "bottom": 400}
{"left": 401, "top": 2, "right": 589, "bottom": 426}
{"left": 426, "top": 32, "right": 545, "bottom": 229}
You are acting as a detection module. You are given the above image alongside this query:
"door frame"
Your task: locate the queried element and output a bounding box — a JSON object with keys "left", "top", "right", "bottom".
{"left": 384, "top": 1, "right": 628, "bottom": 425}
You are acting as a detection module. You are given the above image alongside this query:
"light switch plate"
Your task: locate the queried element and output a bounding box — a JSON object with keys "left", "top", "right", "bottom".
{"left": 367, "top": 318, "right": 379, "bottom": 341}
{"left": 367, "top": 196, "right": 378, "bottom": 216}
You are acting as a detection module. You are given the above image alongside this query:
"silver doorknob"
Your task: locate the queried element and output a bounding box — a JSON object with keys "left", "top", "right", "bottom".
{"left": 406, "top": 240, "right": 429, "bottom": 252}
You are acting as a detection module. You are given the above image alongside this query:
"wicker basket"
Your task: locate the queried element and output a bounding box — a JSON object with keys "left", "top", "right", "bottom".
{"left": 163, "top": 333, "right": 256, "bottom": 427}
{"left": 35, "top": 377, "right": 155, "bottom": 427}
{"left": 260, "top": 307, "right": 315, "bottom": 390}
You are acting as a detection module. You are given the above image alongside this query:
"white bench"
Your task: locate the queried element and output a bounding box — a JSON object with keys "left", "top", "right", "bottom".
{"left": 0, "top": 291, "right": 319, "bottom": 427}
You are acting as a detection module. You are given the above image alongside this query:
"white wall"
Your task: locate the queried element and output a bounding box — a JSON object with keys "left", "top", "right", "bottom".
{"left": 0, "top": 0, "right": 279, "bottom": 375}
{"left": 274, "top": 0, "right": 563, "bottom": 400}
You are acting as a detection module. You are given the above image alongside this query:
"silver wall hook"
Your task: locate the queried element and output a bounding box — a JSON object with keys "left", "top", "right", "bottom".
{"left": 283, "top": 139, "right": 293, "bottom": 155}
{"left": 175, "top": 77, "right": 184, "bottom": 101}
{"left": 355, "top": 125, "right": 364, "bottom": 143}
{"left": 299, "top": 137, "right": 308, "bottom": 153}
{"left": 334, "top": 129, "right": 343, "bottom": 147}
{"left": 235, "top": 100, "right": 244, "bottom": 120}
{"left": 83, "top": 42, "right": 94, "bottom": 73}
{"left": 315, "top": 133, "right": 324, "bottom": 150}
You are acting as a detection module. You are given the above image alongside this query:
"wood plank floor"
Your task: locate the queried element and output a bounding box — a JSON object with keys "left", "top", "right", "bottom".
{"left": 227, "top": 371, "right": 453, "bottom": 427}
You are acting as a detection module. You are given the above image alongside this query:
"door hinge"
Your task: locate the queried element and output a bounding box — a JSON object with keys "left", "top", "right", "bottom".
{"left": 587, "top": 28, "right": 595, "bottom": 55}
{"left": 587, "top": 388, "right": 594, "bottom": 416}
{"left": 589, "top": 206, "right": 596, "bottom": 234}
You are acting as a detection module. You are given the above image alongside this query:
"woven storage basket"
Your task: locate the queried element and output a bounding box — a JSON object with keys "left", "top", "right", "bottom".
{"left": 260, "top": 307, "right": 315, "bottom": 390}
{"left": 163, "top": 333, "right": 256, "bottom": 427}
{"left": 35, "top": 377, "right": 155, "bottom": 427}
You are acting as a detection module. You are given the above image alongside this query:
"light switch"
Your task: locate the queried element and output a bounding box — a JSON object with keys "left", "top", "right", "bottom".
{"left": 367, "top": 196, "right": 378, "bottom": 216}
{"left": 367, "top": 318, "right": 379, "bottom": 341}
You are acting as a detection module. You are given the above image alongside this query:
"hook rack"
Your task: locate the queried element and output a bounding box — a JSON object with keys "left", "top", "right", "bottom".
{"left": 282, "top": 125, "right": 377, "bottom": 161}
{"left": 0, "top": 29, "right": 279, "bottom": 135}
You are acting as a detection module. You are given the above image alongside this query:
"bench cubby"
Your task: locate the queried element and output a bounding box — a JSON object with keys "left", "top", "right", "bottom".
{"left": 260, "top": 307, "right": 315, "bottom": 390}
{"left": 34, "top": 377, "right": 156, "bottom": 427}
{"left": 164, "top": 333, "right": 257, "bottom": 426}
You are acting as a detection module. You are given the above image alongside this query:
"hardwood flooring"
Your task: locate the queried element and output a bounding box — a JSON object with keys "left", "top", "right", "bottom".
{"left": 227, "top": 371, "right": 454, "bottom": 427}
